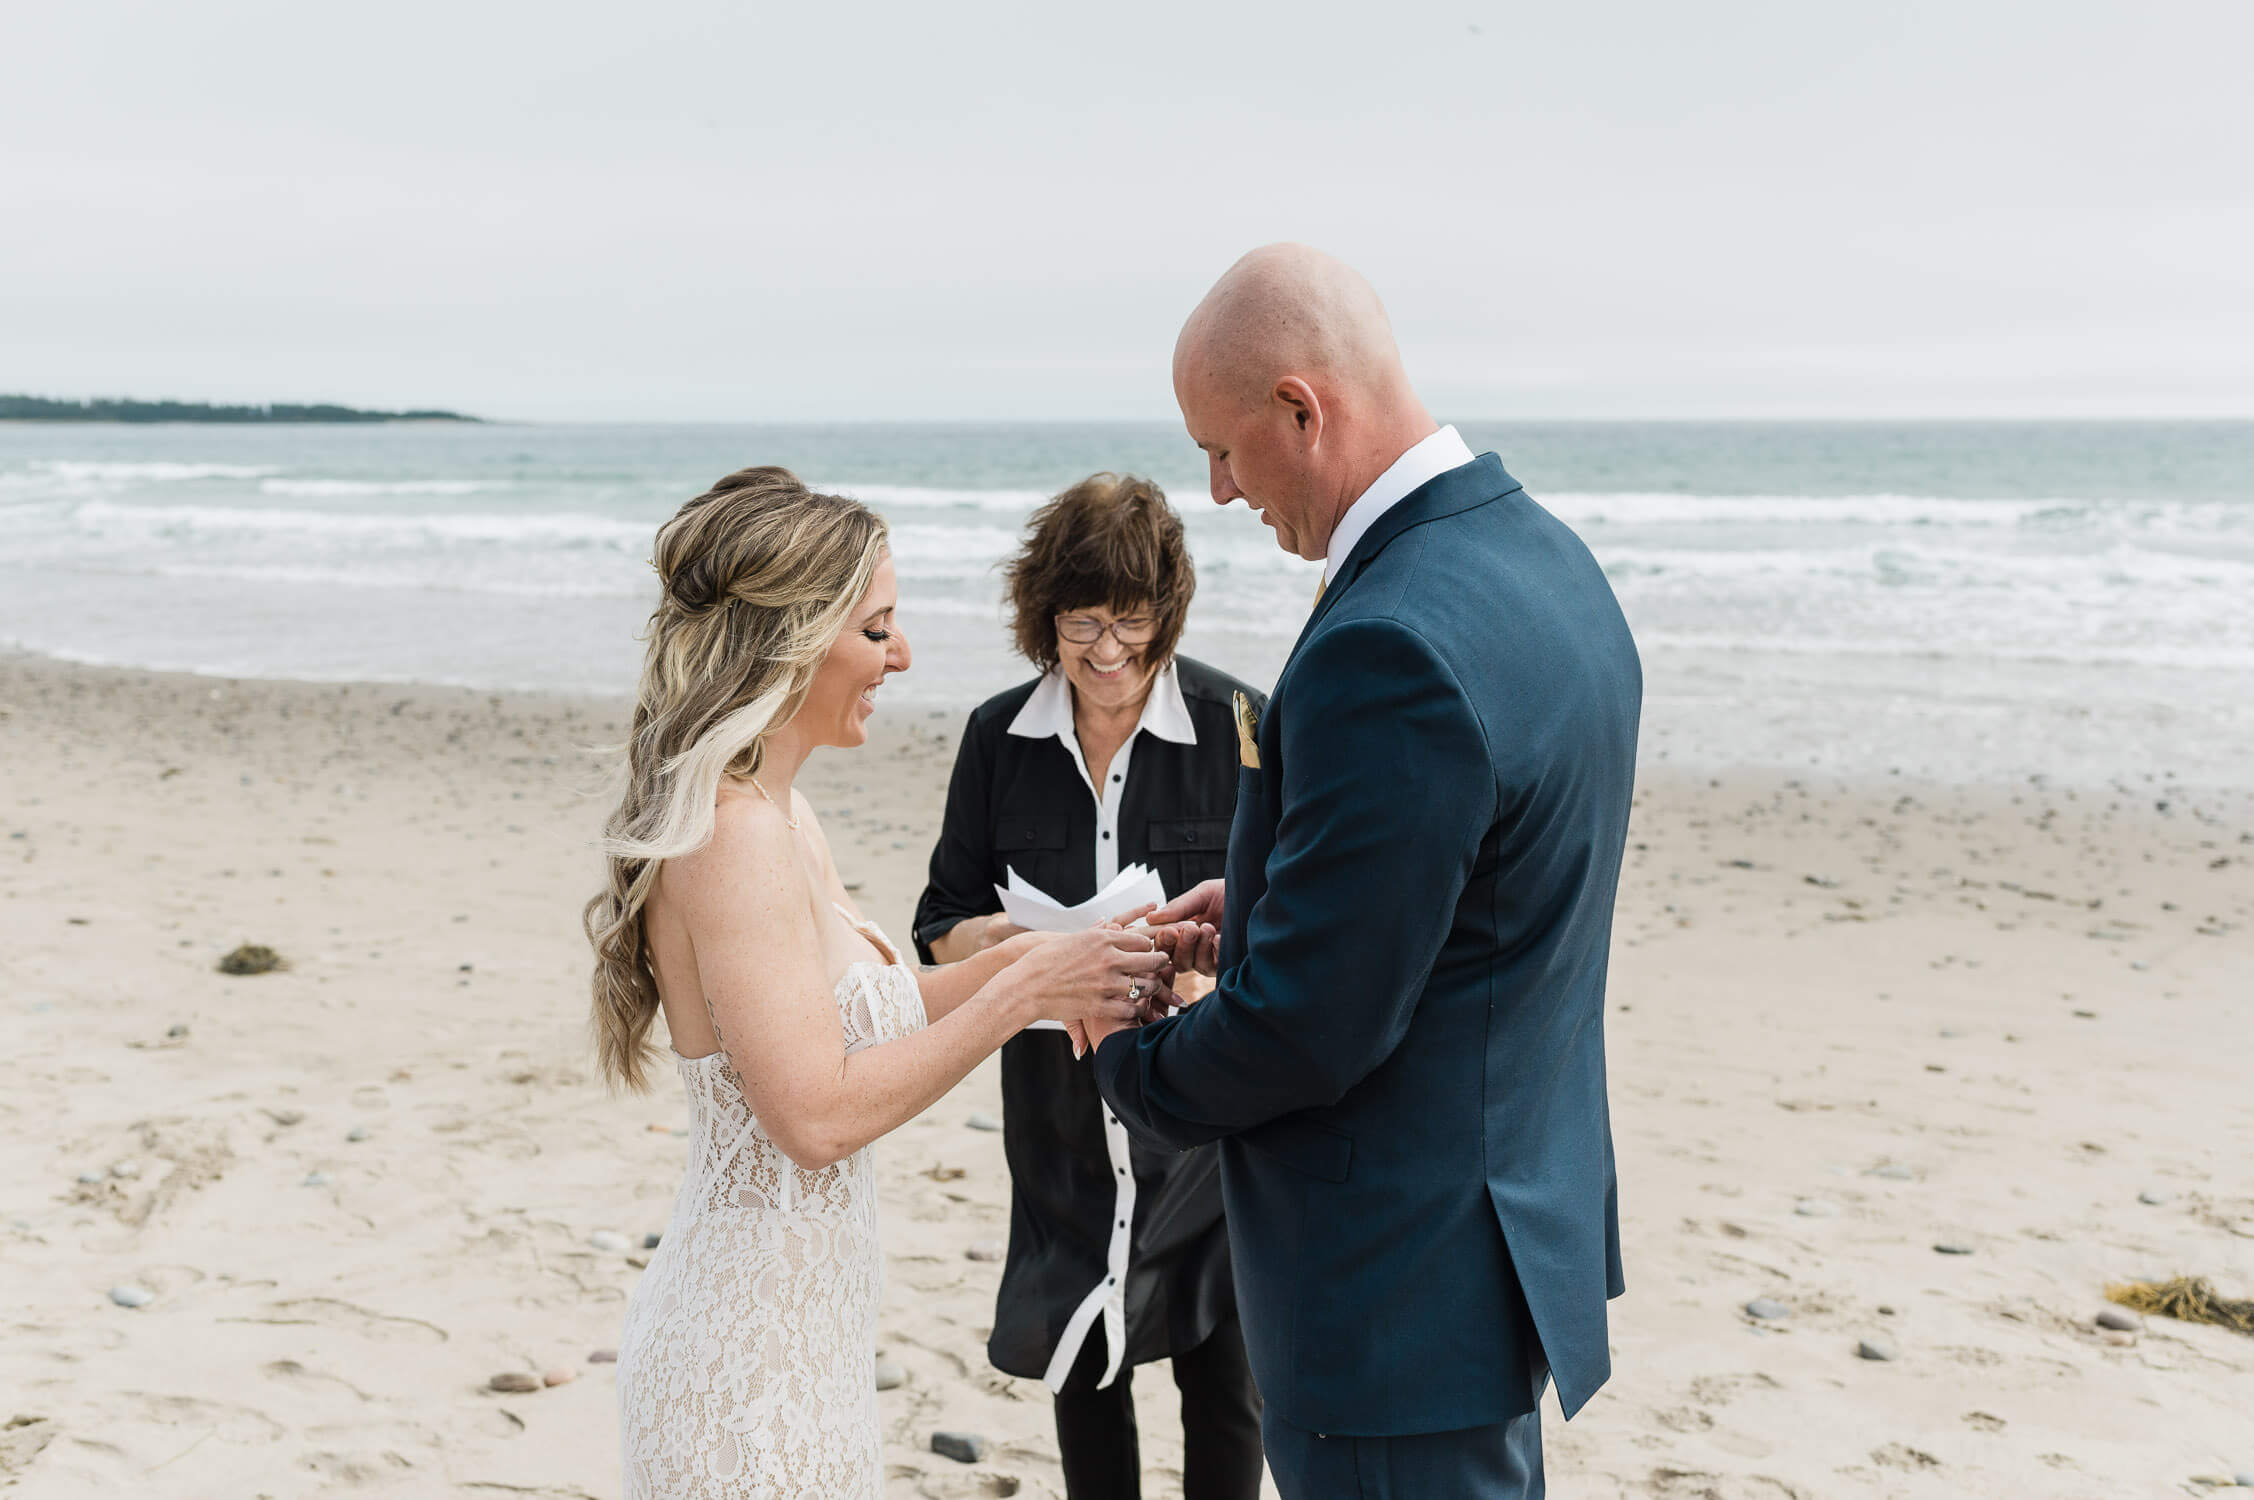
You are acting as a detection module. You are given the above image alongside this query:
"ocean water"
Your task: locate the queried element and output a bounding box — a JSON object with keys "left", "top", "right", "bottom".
{"left": 4, "top": 420, "right": 2251, "bottom": 786}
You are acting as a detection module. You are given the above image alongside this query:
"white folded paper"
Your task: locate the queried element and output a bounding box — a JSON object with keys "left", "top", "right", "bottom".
{"left": 996, "top": 863, "right": 1168, "bottom": 934}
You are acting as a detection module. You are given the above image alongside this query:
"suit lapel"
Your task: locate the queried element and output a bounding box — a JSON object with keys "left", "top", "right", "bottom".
{"left": 1284, "top": 453, "right": 1523, "bottom": 663}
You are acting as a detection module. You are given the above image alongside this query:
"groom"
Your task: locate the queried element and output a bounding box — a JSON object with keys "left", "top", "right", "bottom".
{"left": 1092, "top": 245, "right": 1641, "bottom": 1497}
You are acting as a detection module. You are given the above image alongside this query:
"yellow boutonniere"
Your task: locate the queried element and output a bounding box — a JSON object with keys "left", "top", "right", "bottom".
{"left": 1232, "top": 691, "right": 1261, "bottom": 770}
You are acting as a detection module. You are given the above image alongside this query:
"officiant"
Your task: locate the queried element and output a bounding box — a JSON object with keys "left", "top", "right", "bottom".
{"left": 914, "top": 473, "right": 1266, "bottom": 1500}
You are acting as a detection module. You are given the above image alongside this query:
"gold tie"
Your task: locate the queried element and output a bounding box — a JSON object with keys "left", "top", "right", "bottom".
{"left": 1313, "top": 573, "right": 1326, "bottom": 607}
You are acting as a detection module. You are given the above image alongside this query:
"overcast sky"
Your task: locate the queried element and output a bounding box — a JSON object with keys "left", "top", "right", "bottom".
{"left": 4, "top": 1, "right": 2249, "bottom": 422}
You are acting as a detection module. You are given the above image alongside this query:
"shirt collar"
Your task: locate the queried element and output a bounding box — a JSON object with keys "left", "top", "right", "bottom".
{"left": 1323, "top": 424, "right": 1477, "bottom": 585}
{"left": 1007, "top": 658, "right": 1198, "bottom": 746}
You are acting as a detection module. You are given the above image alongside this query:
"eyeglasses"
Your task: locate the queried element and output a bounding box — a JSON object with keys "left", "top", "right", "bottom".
{"left": 1056, "top": 614, "right": 1158, "bottom": 646}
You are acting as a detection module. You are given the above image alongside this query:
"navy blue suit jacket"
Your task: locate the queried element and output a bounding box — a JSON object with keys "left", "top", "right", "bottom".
{"left": 1093, "top": 453, "right": 1640, "bottom": 1436}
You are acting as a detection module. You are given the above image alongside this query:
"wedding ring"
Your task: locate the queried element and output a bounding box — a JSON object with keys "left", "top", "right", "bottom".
{"left": 1128, "top": 983, "right": 1144, "bottom": 1000}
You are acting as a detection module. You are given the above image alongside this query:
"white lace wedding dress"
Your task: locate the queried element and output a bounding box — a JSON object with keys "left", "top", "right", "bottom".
{"left": 617, "top": 908, "right": 929, "bottom": 1499}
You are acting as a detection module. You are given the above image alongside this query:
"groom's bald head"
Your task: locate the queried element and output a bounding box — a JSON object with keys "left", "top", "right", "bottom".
{"left": 1174, "top": 244, "right": 1408, "bottom": 408}
{"left": 1172, "top": 245, "right": 1436, "bottom": 562}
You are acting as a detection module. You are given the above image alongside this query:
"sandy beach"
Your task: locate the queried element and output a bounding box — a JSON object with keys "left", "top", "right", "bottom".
{"left": 3, "top": 649, "right": 2251, "bottom": 1498}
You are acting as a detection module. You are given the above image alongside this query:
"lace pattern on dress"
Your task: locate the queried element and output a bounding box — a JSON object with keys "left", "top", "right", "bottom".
{"left": 616, "top": 912, "right": 927, "bottom": 1499}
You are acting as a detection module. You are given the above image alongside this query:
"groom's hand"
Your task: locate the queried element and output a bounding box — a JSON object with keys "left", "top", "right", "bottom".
{"left": 1146, "top": 922, "right": 1217, "bottom": 980}
{"left": 1152, "top": 879, "right": 1224, "bottom": 929}
{"left": 1147, "top": 880, "right": 1224, "bottom": 976}
{"left": 1095, "top": 904, "right": 1215, "bottom": 990}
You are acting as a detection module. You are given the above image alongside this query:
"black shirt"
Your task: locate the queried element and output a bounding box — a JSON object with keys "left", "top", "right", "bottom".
{"left": 913, "top": 654, "right": 1266, "bottom": 1380}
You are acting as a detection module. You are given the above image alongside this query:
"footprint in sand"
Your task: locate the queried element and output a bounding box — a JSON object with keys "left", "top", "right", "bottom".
{"left": 225, "top": 1297, "right": 448, "bottom": 1345}
{"left": 1686, "top": 1371, "right": 1782, "bottom": 1406}
{"left": 913, "top": 1473, "right": 1024, "bottom": 1499}
{"left": 298, "top": 1449, "right": 418, "bottom": 1486}
{"left": 112, "top": 1392, "right": 287, "bottom": 1446}
{"left": 261, "top": 1358, "right": 376, "bottom": 1402}
{"left": 0, "top": 1416, "right": 58, "bottom": 1480}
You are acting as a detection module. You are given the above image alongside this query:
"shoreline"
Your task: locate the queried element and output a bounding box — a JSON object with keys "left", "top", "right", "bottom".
{"left": 3, "top": 652, "right": 2250, "bottom": 1496}
{"left": 7, "top": 644, "right": 2248, "bottom": 799}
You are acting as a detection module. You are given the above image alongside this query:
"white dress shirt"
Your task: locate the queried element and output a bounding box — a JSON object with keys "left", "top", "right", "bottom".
{"left": 1002, "top": 657, "right": 1199, "bottom": 1391}
{"left": 1322, "top": 424, "right": 1477, "bottom": 588}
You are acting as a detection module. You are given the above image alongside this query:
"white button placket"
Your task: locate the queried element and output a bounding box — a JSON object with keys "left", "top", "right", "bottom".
{"left": 1036, "top": 723, "right": 1142, "bottom": 1392}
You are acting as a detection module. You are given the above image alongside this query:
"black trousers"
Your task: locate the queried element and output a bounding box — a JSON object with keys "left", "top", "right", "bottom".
{"left": 1052, "top": 1310, "right": 1264, "bottom": 1500}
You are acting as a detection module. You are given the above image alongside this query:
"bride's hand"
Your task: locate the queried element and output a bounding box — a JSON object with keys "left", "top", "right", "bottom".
{"left": 1073, "top": 972, "right": 1181, "bottom": 1057}
{"left": 995, "top": 927, "right": 1168, "bottom": 1033}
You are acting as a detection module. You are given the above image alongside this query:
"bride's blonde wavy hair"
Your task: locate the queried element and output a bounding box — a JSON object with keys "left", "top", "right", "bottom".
{"left": 586, "top": 466, "right": 889, "bottom": 1091}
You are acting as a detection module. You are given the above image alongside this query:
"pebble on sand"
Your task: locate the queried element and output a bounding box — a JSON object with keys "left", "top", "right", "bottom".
{"left": 932, "top": 1431, "right": 987, "bottom": 1464}
{"left": 345, "top": 1125, "right": 371, "bottom": 1143}
{"left": 2139, "top": 1189, "right": 2175, "bottom": 1206}
{"left": 488, "top": 1371, "right": 542, "bottom": 1393}
{"left": 589, "top": 1229, "right": 633, "bottom": 1253}
{"left": 966, "top": 1239, "right": 1006, "bottom": 1262}
{"left": 2232, "top": 1471, "right": 2254, "bottom": 1488}
{"left": 1745, "top": 1297, "right": 1791, "bottom": 1320}
{"left": 75, "top": 1170, "right": 106, "bottom": 1185}
{"left": 875, "top": 1358, "right": 906, "bottom": 1391}
{"left": 108, "top": 1284, "right": 154, "bottom": 1308}
{"left": 1933, "top": 1241, "right": 1975, "bottom": 1255}
{"left": 109, "top": 1160, "right": 142, "bottom": 1180}
{"left": 1867, "top": 1163, "right": 1918, "bottom": 1181}
{"left": 166, "top": 1023, "right": 190, "bottom": 1038}
{"left": 1856, "top": 1337, "right": 1897, "bottom": 1361}
{"left": 966, "top": 1112, "right": 1004, "bottom": 1132}
{"left": 643, "top": 1231, "right": 663, "bottom": 1250}
{"left": 2095, "top": 1307, "right": 2140, "bottom": 1332}
{"left": 589, "top": 1349, "right": 619, "bottom": 1364}
{"left": 1794, "top": 1198, "right": 1839, "bottom": 1217}
{"left": 302, "top": 1170, "right": 332, "bottom": 1187}
{"left": 542, "top": 1367, "right": 576, "bottom": 1387}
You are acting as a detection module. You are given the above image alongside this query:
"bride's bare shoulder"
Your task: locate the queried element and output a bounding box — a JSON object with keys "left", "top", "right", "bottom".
{"left": 659, "top": 790, "right": 809, "bottom": 920}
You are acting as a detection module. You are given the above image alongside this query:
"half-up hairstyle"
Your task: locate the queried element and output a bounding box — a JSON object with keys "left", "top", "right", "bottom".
{"left": 585, "top": 465, "right": 889, "bottom": 1090}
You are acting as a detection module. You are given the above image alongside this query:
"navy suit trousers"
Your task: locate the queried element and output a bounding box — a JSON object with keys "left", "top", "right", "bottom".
{"left": 1261, "top": 1408, "right": 1543, "bottom": 1499}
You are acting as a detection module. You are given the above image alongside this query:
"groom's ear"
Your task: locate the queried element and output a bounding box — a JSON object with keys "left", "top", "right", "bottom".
{"left": 1273, "top": 377, "right": 1322, "bottom": 440}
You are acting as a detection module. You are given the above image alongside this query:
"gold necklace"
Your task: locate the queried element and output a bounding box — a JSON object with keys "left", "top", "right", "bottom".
{"left": 748, "top": 776, "right": 800, "bottom": 830}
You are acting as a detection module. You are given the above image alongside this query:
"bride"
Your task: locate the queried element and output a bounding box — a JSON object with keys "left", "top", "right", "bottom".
{"left": 585, "top": 467, "right": 1174, "bottom": 1498}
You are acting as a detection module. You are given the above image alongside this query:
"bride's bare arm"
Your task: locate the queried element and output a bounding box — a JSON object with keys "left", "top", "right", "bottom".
{"left": 667, "top": 797, "right": 1162, "bottom": 1171}
{"left": 910, "top": 932, "right": 1052, "bottom": 1021}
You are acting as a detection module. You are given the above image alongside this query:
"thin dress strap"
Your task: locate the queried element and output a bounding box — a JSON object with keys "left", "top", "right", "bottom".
{"left": 831, "top": 902, "right": 901, "bottom": 968}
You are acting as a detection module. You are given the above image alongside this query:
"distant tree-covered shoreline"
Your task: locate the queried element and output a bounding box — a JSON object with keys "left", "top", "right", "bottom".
{"left": 0, "top": 395, "right": 481, "bottom": 424}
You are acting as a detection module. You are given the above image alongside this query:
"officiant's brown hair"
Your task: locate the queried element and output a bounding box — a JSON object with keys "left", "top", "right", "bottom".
{"left": 1003, "top": 473, "right": 1194, "bottom": 673}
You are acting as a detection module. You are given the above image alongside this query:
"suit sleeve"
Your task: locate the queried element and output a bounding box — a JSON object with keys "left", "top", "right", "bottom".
{"left": 1094, "top": 618, "right": 1496, "bottom": 1146}
{"left": 912, "top": 712, "right": 997, "bottom": 965}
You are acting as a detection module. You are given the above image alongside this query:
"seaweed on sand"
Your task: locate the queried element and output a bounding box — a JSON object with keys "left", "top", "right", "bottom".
{"left": 216, "top": 944, "right": 287, "bottom": 976}
{"left": 2105, "top": 1276, "right": 2254, "bottom": 1336}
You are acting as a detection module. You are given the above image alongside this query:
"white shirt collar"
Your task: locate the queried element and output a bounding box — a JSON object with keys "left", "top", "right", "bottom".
{"left": 1322, "top": 424, "right": 1477, "bottom": 585}
{"left": 1006, "top": 658, "right": 1198, "bottom": 747}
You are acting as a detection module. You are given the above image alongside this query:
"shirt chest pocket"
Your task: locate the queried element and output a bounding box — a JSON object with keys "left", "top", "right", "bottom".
{"left": 995, "top": 814, "right": 1070, "bottom": 855}
{"left": 992, "top": 813, "right": 1074, "bottom": 899}
{"left": 1147, "top": 816, "right": 1233, "bottom": 891}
